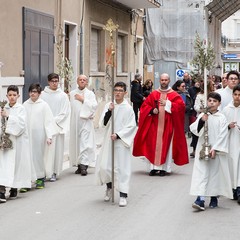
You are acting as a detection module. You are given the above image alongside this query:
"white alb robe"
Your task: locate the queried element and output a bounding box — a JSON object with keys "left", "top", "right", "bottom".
{"left": 0, "top": 103, "right": 33, "bottom": 188}
{"left": 194, "top": 93, "right": 204, "bottom": 116}
{"left": 190, "top": 111, "right": 232, "bottom": 198}
{"left": 41, "top": 87, "right": 70, "bottom": 176}
{"left": 218, "top": 86, "right": 233, "bottom": 110}
{"left": 95, "top": 99, "right": 136, "bottom": 194}
{"left": 69, "top": 87, "right": 97, "bottom": 167}
{"left": 222, "top": 102, "right": 240, "bottom": 188}
{"left": 23, "top": 98, "right": 58, "bottom": 179}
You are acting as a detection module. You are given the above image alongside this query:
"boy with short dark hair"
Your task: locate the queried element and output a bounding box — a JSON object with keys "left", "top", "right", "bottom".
{"left": 0, "top": 85, "right": 32, "bottom": 203}
{"left": 41, "top": 73, "right": 70, "bottom": 182}
{"left": 190, "top": 92, "right": 232, "bottom": 211}
{"left": 23, "top": 83, "right": 58, "bottom": 190}
{"left": 95, "top": 82, "right": 136, "bottom": 207}
{"left": 222, "top": 85, "right": 240, "bottom": 203}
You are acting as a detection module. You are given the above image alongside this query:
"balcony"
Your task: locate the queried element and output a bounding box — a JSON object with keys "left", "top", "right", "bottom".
{"left": 114, "top": 0, "right": 161, "bottom": 9}
{"left": 228, "top": 38, "right": 240, "bottom": 47}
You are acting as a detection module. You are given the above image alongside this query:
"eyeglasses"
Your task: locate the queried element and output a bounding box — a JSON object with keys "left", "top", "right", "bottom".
{"left": 114, "top": 89, "right": 125, "bottom": 93}
{"left": 49, "top": 80, "right": 59, "bottom": 83}
{"left": 30, "top": 90, "right": 38, "bottom": 93}
{"left": 228, "top": 77, "right": 239, "bottom": 81}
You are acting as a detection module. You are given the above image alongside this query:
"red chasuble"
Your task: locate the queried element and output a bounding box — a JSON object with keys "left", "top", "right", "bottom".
{"left": 133, "top": 88, "right": 189, "bottom": 166}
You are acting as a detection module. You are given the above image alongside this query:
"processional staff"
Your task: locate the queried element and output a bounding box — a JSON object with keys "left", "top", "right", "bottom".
{"left": 0, "top": 100, "right": 13, "bottom": 150}
{"left": 103, "top": 18, "right": 119, "bottom": 203}
{"left": 200, "top": 37, "right": 211, "bottom": 161}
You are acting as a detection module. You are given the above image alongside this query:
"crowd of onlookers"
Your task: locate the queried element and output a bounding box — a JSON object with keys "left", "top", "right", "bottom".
{"left": 130, "top": 71, "right": 238, "bottom": 158}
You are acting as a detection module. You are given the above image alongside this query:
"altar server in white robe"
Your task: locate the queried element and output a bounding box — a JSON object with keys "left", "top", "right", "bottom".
{"left": 69, "top": 75, "right": 97, "bottom": 176}
{"left": 218, "top": 70, "right": 239, "bottom": 110}
{"left": 41, "top": 73, "right": 70, "bottom": 182}
{"left": 222, "top": 85, "right": 240, "bottom": 203}
{"left": 23, "top": 83, "right": 58, "bottom": 189}
{"left": 95, "top": 82, "right": 136, "bottom": 207}
{"left": 190, "top": 92, "right": 232, "bottom": 211}
{"left": 0, "top": 85, "right": 33, "bottom": 203}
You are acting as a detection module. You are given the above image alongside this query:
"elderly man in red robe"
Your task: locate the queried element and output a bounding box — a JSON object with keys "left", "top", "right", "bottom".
{"left": 133, "top": 73, "right": 189, "bottom": 176}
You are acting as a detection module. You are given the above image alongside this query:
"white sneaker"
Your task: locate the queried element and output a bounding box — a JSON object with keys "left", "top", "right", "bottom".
{"left": 104, "top": 188, "right": 112, "bottom": 202}
{"left": 49, "top": 173, "right": 57, "bottom": 182}
{"left": 119, "top": 197, "right": 127, "bottom": 207}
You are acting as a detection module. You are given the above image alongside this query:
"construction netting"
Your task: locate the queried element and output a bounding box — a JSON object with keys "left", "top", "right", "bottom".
{"left": 144, "top": 0, "right": 206, "bottom": 70}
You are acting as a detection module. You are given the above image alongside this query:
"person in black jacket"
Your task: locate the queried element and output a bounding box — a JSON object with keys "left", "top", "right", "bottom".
{"left": 172, "top": 80, "right": 193, "bottom": 134}
{"left": 130, "top": 74, "right": 145, "bottom": 124}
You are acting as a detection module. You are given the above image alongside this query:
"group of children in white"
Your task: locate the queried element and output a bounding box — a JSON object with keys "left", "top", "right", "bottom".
{"left": 0, "top": 70, "right": 240, "bottom": 210}
{"left": 0, "top": 73, "right": 71, "bottom": 203}
{"left": 0, "top": 74, "right": 136, "bottom": 207}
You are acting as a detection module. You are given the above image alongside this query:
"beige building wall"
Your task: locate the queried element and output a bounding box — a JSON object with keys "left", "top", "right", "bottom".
{"left": 0, "top": 0, "right": 55, "bottom": 77}
{"left": 0, "top": 0, "right": 144, "bottom": 101}
{"left": 84, "top": 0, "right": 144, "bottom": 102}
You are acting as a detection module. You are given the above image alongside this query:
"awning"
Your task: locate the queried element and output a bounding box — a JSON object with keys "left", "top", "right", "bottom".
{"left": 206, "top": 0, "right": 240, "bottom": 22}
{"left": 114, "top": 0, "right": 161, "bottom": 9}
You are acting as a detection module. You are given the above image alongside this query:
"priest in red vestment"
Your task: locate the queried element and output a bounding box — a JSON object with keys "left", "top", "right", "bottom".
{"left": 133, "top": 73, "right": 189, "bottom": 176}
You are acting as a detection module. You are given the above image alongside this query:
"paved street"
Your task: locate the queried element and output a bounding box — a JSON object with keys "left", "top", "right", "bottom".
{"left": 1, "top": 136, "right": 240, "bottom": 240}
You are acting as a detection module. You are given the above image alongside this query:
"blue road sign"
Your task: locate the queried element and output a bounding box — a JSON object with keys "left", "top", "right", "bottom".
{"left": 176, "top": 69, "right": 185, "bottom": 77}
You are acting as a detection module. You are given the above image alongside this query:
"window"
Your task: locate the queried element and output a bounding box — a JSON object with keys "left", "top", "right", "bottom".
{"left": 236, "top": 22, "right": 240, "bottom": 39}
{"left": 117, "top": 34, "right": 128, "bottom": 73}
{"left": 90, "top": 28, "right": 100, "bottom": 72}
{"left": 90, "top": 26, "right": 105, "bottom": 73}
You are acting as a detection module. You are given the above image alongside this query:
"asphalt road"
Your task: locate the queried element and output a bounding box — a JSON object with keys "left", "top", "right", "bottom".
{"left": 1, "top": 138, "right": 240, "bottom": 240}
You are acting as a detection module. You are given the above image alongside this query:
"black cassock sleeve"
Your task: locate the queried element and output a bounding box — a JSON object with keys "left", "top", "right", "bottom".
{"left": 104, "top": 110, "right": 112, "bottom": 126}
{"left": 197, "top": 118, "right": 205, "bottom": 133}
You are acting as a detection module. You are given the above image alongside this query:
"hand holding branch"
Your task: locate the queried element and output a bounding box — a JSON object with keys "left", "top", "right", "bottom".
{"left": 108, "top": 102, "right": 114, "bottom": 111}
{"left": 201, "top": 113, "right": 208, "bottom": 122}
{"left": 0, "top": 109, "right": 8, "bottom": 118}
{"left": 111, "top": 133, "right": 117, "bottom": 141}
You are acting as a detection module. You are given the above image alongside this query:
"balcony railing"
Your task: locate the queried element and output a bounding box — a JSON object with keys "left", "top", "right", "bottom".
{"left": 114, "top": 0, "right": 161, "bottom": 9}
{"left": 228, "top": 39, "right": 240, "bottom": 44}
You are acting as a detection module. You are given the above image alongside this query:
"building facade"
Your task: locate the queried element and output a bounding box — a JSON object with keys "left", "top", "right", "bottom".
{"left": 221, "top": 10, "right": 240, "bottom": 73}
{"left": 0, "top": 0, "right": 160, "bottom": 102}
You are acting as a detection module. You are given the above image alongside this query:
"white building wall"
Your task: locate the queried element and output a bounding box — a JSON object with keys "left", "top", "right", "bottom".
{"left": 222, "top": 10, "right": 240, "bottom": 38}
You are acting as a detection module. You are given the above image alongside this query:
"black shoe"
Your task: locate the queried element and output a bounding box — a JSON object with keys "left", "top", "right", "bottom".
{"left": 80, "top": 164, "right": 88, "bottom": 176}
{"left": 233, "top": 189, "right": 238, "bottom": 200}
{"left": 192, "top": 196, "right": 205, "bottom": 211}
{"left": 9, "top": 188, "right": 18, "bottom": 200}
{"left": 237, "top": 196, "right": 240, "bottom": 204}
{"left": 190, "top": 151, "right": 195, "bottom": 158}
{"left": 209, "top": 196, "right": 218, "bottom": 208}
{"left": 81, "top": 169, "right": 88, "bottom": 176}
{"left": 149, "top": 170, "right": 160, "bottom": 176}
{"left": 0, "top": 192, "right": 6, "bottom": 203}
{"left": 159, "top": 170, "right": 166, "bottom": 177}
{"left": 75, "top": 165, "right": 81, "bottom": 174}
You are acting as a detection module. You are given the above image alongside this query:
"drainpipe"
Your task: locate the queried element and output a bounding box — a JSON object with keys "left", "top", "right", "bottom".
{"left": 79, "top": 0, "right": 85, "bottom": 74}
{"left": 80, "top": 26, "right": 83, "bottom": 74}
